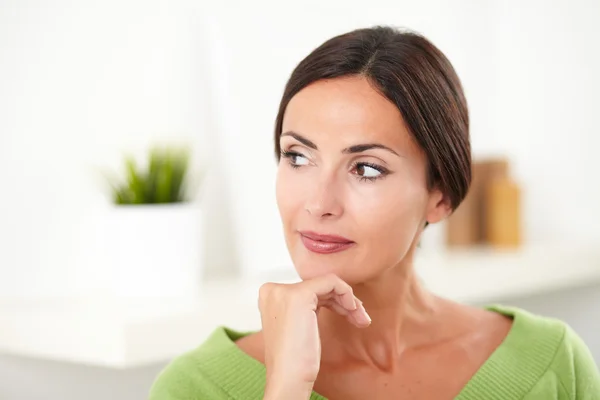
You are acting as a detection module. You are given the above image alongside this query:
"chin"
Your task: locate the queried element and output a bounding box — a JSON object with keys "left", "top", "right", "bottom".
{"left": 287, "top": 237, "right": 369, "bottom": 283}
{"left": 294, "top": 263, "right": 336, "bottom": 281}
{"left": 292, "top": 255, "right": 362, "bottom": 284}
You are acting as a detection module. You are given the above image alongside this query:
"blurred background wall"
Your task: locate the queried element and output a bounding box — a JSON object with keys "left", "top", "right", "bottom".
{"left": 0, "top": 0, "right": 598, "bottom": 399}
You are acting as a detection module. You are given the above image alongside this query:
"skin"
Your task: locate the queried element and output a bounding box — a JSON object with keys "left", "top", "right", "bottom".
{"left": 236, "top": 76, "right": 512, "bottom": 400}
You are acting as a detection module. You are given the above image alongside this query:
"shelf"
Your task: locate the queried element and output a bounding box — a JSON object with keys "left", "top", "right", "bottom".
{"left": 414, "top": 244, "right": 600, "bottom": 303}
{"left": 0, "top": 245, "right": 598, "bottom": 369}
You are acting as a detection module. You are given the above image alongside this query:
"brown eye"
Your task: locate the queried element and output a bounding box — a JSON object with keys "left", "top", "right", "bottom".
{"left": 354, "top": 163, "right": 383, "bottom": 178}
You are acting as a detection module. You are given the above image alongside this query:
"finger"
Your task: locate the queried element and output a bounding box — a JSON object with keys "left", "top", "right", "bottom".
{"left": 321, "top": 299, "right": 371, "bottom": 328}
{"left": 331, "top": 293, "right": 361, "bottom": 314}
{"left": 304, "top": 274, "right": 357, "bottom": 311}
{"left": 349, "top": 302, "right": 372, "bottom": 327}
{"left": 321, "top": 299, "right": 364, "bottom": 328}
{"left": 328, "top": 291, "right": 364, "bottom": 314}
{"left": 320, "top": 299, "right": 349, "bottom": 316}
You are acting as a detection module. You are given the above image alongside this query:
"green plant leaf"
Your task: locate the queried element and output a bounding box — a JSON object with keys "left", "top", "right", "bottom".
{"left": 170, "top": 148, "right": 190, "bottom": 202}
{"left": 104, "top": 145, "right": 193, "bottom": 204}
{"left": 156, "top": 154, "right": 173, "bottom": 203}
{"left": 124, "top": 156, "right": 146, "bottom": 204}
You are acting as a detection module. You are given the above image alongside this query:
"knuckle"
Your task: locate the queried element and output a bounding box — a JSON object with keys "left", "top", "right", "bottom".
{"left": 291, "top": 285, "right": 310, "bottom": 299}
{"left": 259, "top": 281, "right": 318, "bottom": 310}
{"left": 324, "top": 273, "right": 351, "bottom": 291}
{"left": 258, "top": 282, "right": 290, "bottom": 303}
{"left": 288, "top": 284, "right": 314, "bottom": 305}
{"left": 258, "top": 282, "right": 276, "bottom": 305}
{"left": 324, "top": 272, "right": 339, "bottom": 281}
{"left": 259, "top": 282, "right": 274, "bottom": 296}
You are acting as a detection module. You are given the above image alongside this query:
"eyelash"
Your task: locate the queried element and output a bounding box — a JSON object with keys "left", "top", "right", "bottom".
{"left": 280, "top": 150, "right": 303, "bottom": 169}
{"left": 280, "top": 150, "right": 389, "bottom": 182}
{"left": 351, "top": 161, "right": 389, "bottom": 182}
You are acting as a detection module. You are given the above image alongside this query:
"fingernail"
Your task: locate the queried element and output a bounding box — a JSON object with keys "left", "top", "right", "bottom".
{"left": 356, "top": 303, "right": 371, "bottom": 325}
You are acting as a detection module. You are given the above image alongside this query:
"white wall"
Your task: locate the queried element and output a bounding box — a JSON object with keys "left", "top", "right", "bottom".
{"left": 489, "top": 0, "right": 600, "bottom": 245}
{"left": 0, "top": 0, "right": 240, "bottom": 296}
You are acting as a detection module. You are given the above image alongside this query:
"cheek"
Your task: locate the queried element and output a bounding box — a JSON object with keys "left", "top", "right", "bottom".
{"left": 349, "top": 172, "right": 426, "bottom": 222}
{"left": 348, "top": 177, "right": 427, "bottom": 256}
{"left": 275, "top": 164, "right": 301, "bottom": 225}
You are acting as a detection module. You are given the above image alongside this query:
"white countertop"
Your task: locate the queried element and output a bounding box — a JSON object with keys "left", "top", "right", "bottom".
{"left": 1, "top": 245, "right": 599, "bottom": 369}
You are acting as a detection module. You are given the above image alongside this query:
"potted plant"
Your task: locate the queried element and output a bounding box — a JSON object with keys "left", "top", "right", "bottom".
{"left": 103, "top": 145, "right": 204, "bottom": 300}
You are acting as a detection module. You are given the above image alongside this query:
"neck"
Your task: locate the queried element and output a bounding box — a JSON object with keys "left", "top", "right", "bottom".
{"left": 317, "top": 250, "right": 448, "bottom": 369}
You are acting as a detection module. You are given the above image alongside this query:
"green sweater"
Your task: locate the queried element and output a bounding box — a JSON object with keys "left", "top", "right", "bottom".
{"left": 149, "top": 306, "right": 600, "bottom": 399}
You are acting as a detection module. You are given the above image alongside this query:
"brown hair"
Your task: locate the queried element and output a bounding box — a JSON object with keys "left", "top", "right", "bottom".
{"left": 274, "top": 26, "right": 471, "bottom": 212}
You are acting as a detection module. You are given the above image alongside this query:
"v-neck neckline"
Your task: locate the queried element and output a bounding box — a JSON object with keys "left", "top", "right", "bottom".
{"left": 209, "top": 305, "right": 554, "bottom": 399}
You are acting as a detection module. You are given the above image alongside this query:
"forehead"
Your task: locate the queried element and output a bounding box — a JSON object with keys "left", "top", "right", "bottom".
{"left": 281, "top": 76, "right": 411, "bottom": 148}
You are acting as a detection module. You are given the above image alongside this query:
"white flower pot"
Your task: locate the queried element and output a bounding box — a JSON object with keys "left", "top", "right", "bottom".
{"left": 104, "top": 203, "right": 202, "bottom": 300}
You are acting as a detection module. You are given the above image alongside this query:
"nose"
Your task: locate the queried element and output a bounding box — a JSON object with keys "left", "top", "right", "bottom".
{"left": 304, "top": 174, "right": 344, "bottom": 219}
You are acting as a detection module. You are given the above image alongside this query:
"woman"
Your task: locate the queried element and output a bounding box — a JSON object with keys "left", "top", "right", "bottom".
{"left": 149, "top": 26, "right": 600, "bottom": 399}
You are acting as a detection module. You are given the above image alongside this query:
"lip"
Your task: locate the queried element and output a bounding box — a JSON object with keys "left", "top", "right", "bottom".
{"left": 298, "top": 231, "right": 355, "bottom": 254}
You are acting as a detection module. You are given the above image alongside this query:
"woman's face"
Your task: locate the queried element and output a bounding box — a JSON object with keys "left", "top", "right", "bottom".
{"left": 276, "top": 76, "right": 449, "bottom": 284}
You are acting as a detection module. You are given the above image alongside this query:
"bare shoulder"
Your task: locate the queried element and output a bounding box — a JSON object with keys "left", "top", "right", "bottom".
{"left": 442, "top": 300, "right": 514, "bottom": 355}
{"left": 477, "top": 306, "right": 514, "bottom": 346}
{"left": 235, "top": 330, "right": 266, "bottom": 364}
{"left": 475, "top": 304, "right": 514, "bottom": 331}
{"left": 452, "top": 300, "right": 513, "bottom": 327}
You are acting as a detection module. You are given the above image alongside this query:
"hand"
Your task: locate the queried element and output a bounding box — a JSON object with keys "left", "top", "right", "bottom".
{"left": 259, "top": 273, "right": 371, "bottom": 399}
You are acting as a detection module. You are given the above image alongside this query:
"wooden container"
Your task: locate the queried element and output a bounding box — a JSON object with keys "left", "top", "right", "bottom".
{"left": 475, "top": 160, "right": 509, "bottom": 242}
{"left": 484, "top": 177, "right": 521, "bottom": 248}
{"left": 445, "top": 190, "right": 478, "bottom": 246}
{"left": 446, "top": 158, "right": 509, "bottom": 247}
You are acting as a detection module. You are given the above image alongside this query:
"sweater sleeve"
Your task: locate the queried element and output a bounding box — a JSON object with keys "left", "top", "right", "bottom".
{"left": 148, "top": 355, "right": 228, "bottom": 400}
{"left": 551, "top": 325, "right": 600, "bottom": 400}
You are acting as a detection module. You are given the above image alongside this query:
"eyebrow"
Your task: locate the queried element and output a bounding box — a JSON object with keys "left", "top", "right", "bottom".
{"left": 281, "top": 131, "right": 318, "bottom": 150}
{"left": 281, "top": 131, "right": 401, "bottom": 157}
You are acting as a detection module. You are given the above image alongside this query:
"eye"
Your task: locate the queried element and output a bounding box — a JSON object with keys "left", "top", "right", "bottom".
{"left": 352, "top": 162, "right": 388, "bottom": 181}
{"left": 280, "top": 150, "right": 310, "bottom": 168}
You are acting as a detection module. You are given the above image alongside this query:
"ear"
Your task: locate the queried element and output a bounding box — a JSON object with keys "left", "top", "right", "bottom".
{"left": 425, "top": 187, "right": 452, "bottom": 224}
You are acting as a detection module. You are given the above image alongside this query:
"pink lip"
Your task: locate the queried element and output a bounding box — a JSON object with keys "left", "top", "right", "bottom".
{"left": 298, "top": 231, "right": 355, "bottom": 254}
